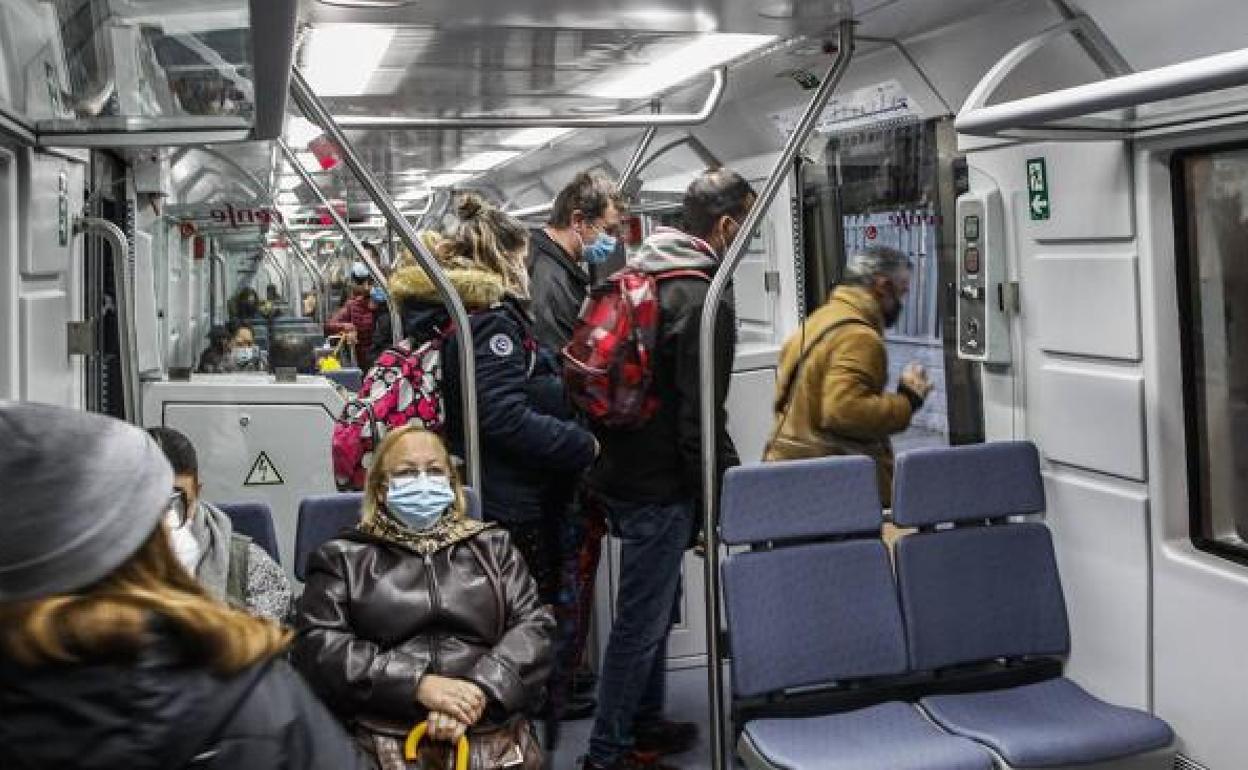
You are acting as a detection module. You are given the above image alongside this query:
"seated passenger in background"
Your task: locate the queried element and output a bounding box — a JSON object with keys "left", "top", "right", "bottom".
{"left": 197, "top": 324, "right": 234, "bottom": 373}
{"left": 302, "top": 290, "right": 320, "bottom": 319}
{"left": 388, "top": 194, "right": 597, "bottom": 610}
{"left": 0, "top": 403, "right": 363, "bottom": 770}
{"left": 764, "top": 244, "right": 933, "bottom": 505}
{"left": 270, "top": 333, "right": 317, "bottom": 375}
{"left": 228, "top": 322, "right": 269, "bottom": 372}
{"left": 149, "top": 427, "right": 292, "bottom": 622}
{"left": 293, "top": 426, "right": 552, "bottom": 763}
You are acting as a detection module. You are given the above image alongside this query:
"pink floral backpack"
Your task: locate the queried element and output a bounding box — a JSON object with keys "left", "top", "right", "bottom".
{"left": 331, "top": 328, "right": 450, "bottom": 490}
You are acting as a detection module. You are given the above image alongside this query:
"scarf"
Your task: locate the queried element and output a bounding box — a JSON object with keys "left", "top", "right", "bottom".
{"left": 358, "top": 504, "right": 492, "bottom": 556}
{"left": 189, "top": 501, "right": 234, "bottom": 599}
{"left": 628, "top": 227, "right": 720, "bottom": 275}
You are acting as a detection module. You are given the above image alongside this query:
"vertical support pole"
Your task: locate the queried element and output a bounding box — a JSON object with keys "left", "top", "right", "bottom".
{"left": 618, "top": 125, "right": 658, "bottom": 196}
{"left": 289, "top": 67, "right": 482, "bottom": 492}
{"left": 696, "top": 21, "right": 855, "bottom": 770}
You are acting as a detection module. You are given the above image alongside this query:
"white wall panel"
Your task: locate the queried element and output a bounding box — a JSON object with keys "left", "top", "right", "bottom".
{"left": 1046, "top": 471, "right": 1151, "bottom": 709}
{"left": 1033, "top": 363, "right": 1146, "bottom": 481}
{"left": 1024, "top": 142, "right": 1134, "bottom": 242}
{"left": 1032, "top": 253, "right": 1141, "bottom": 360}
{"left": 20, "top": 292, "right": 74, "bottom": 407}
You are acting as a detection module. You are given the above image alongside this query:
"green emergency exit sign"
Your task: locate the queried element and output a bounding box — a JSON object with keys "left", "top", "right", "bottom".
{"left": 1026, "top": 158, "right": 1050, "bottom": 221}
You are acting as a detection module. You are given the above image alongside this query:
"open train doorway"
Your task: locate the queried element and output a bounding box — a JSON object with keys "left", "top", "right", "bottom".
{"left": 798, "top": 116, "right": 984, "bottom": 451}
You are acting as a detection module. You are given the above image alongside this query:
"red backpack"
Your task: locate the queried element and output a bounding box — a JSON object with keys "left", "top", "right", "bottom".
{"left": 562, "top": 268, "right": 708, "bottom": 429}
{"left": 331, "top": 327, "right": 451, "bottom": 490}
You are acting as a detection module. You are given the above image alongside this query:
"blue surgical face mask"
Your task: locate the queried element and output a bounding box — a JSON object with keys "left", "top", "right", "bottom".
{"left": 370, "top": 286, "right": 387, "bottom": 304}
{"left": 232, "top": 345, "right": 258, "bottom": 365}
{"left": 385, "top": 473, "right": 454, "bottom": 531}
{"left": 580, "top": 228, "right": 617, "bottom": 265}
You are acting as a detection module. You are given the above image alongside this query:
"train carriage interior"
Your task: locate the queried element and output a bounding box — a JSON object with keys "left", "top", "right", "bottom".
{"left": 2, "top": 0, "right": 1248, "bottom": 767}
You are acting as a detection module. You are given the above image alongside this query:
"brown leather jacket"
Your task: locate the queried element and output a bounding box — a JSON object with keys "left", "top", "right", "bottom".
{"left": 292, "top": 527, "right": 554, "bottom": 725}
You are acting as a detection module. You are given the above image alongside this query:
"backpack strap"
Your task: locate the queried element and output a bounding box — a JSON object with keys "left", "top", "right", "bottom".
{"left": 162, "top": 656, "right": 277, "bottom": 768}
{"left": 652, "top": 268, "right": 710, "bottom": 283}
{"left": 225, "top": 534, "right": 251, "bottom": 607}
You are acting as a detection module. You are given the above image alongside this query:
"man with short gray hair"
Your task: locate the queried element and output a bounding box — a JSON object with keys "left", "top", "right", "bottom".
{"left": 764, "top": 244, "right": 933, "bottom": 503}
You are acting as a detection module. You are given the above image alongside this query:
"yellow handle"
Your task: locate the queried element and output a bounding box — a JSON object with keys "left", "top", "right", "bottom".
{"left": 404, "top": 721, "right": 470, "bottom": 770}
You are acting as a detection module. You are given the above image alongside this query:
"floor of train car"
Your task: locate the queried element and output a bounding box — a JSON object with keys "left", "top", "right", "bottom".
{"left": 550, "top": 666, "right": 716, "bottom": 770}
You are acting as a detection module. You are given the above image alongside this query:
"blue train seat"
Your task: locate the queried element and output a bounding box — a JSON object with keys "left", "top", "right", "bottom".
{"left": 295, "top": 487, "right": 482, "bottom": 581}
{"left": 216, "top": 500, "right": 281, "bottom": 564}
{"left": 721, "top": 456, "right": 994, "bottom": 770}
{"left": 893, "top": 442, "right": 1175, "bottom": 769}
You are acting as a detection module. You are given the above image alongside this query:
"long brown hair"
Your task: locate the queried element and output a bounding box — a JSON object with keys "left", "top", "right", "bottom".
{"left": 436, "top": 193, "right": 531, "bottom": 299}
{"left": 361, "top": 425, "right": 467, "bottom": 526}
{"left": 0, "top": 526, "right": 290, "bottom": 674}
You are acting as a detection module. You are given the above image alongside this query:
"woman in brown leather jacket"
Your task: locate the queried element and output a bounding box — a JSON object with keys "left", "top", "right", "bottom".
{"left": 292, "top": 425, "right": 555, "bottom": 762}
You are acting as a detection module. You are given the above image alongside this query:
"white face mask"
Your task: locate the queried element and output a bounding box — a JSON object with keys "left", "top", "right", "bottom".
{"left": 167, "top": 519, "right": 201, "bottom": 574}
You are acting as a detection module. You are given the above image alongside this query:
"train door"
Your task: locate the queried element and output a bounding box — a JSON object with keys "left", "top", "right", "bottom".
{"left": 798, "top": 117, "right": 984, "bottom": 450}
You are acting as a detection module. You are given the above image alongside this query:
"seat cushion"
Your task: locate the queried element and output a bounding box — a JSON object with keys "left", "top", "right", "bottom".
{"left": 740, "top": 701, "right": 993, "bottom": 770}
{"left": 920, "top": 677, "right": 1174, "bottom": 767}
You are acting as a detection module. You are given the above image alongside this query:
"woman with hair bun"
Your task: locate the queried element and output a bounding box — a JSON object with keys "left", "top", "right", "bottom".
{"left": 386, "top": 194, "right": 597, "bottom": 616}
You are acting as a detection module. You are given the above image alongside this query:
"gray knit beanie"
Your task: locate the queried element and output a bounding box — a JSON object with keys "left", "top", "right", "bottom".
{"left": 0, "top": 402, "right": 173, "bottom": 601}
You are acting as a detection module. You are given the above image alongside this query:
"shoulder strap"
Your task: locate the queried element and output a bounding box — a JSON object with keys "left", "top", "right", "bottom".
{"left": 652, "top": 268, "right": 710, "bottom": 283}
{"left": 225, "top": 535, "right": 250, "bottom": 605}
{"left": 163, "top": 656, "right": 277, "bottom": 768}
{"left": 773, "top": 318, "right": 870, "bottom": 416}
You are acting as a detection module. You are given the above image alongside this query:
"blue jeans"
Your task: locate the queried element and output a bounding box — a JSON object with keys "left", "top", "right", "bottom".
{"left": 588, "top": 497, "right": 695, "bottom": 765}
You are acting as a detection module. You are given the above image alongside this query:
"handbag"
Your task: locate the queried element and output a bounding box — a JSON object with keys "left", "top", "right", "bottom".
{"left": 354, "top": 718, "right": 542, "bottom": 770}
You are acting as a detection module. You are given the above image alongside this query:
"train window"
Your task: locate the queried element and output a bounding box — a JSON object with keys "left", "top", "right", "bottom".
{"left": 1176, "top": 147, "right": 1248, "bottom": 562}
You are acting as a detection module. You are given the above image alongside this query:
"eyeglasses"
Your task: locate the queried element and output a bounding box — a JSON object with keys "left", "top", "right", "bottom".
{"left": 165, "top": 490, "right": 189, "bottom": 528}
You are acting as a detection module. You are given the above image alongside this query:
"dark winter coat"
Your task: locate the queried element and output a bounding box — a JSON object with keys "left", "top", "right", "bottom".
{"left": 589, "top": 228, "right": 740, "bottom": 505}
{"left": 526, "top": 227, "right": 590, "bottom": 354}
{"left": 0, "top": 635, "right": 364, "bottom": 770}
{"left": 292, "top": 527, "right": 554, "bottom": 723}
{"left": 388, "top": 265, "right": 596, "bottom": 524}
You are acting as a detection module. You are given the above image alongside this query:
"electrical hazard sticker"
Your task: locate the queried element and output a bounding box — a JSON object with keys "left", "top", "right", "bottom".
{"left": 489, "top": 333, "right": 514, "bottom": 357}
{"left": 244, "top": 451, "right": 284, "bottom": 486}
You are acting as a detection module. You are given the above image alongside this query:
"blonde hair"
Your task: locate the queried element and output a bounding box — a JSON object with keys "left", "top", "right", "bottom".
{"left": 393, "top": 231, "right": 447, "bottom": 272}
{"left": 436, "top": 194, "right": 531, "bottom": 299}
{"left": 0, "top": 527, "right": 290, "bottom": 674}
{"left": 361, "top": 425, "right": 467, "bottom": 526}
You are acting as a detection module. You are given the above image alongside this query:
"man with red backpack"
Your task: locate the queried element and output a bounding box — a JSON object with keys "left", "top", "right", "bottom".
{"left": 572, "top": 169, "right": 754, "bottom": 770}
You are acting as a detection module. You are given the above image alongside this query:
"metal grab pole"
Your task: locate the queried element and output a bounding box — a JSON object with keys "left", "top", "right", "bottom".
{"left": 276, "top": 138, "right": 396, "bottom": 340}
{"left": 290, "top": 66, "right": 482, "bottom": 492}
{"left": 697, "top": 21, "right": 854, "bottom": 770}
{"left": 260, "top": 248, "right": 294, "bottom": 306}
{"left": 77, "top": 217, "right": 138, "bottom": 424}
{"left": 282, "top": 235, "right": 328, "bottom": 327}
{"left": 618, "top": 125, "right": 658, "bottom": 197}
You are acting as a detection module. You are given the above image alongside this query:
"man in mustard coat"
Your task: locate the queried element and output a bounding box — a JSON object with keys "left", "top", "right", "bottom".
{"left": 765, "top": 245, "right": 933, "bottom": 504}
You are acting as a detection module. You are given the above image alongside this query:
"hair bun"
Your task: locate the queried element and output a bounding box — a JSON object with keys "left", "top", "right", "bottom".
{"left": 456, "top": 194, "right": 485, "bottom": 221}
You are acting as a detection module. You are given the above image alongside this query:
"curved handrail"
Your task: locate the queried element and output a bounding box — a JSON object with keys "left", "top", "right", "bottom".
{"left": 290, "top": 67, "right": 483, "bottom": 492}
{"left": 697, "top": 20, "right": 855, "bottom": 770}
{"left": 77, "top": 217, "right": 138, "bottom": 423}
{"left": 335, "top": 68, "right": 726, "bottom": 130}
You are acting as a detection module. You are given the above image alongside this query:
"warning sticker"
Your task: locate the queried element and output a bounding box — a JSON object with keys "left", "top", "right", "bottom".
{"left": 244, "top": 451, "right": 284, "bottom": 486}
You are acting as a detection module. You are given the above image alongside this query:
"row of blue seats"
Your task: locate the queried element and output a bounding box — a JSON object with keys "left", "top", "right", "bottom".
{"left": 721, "top": 442, "right": 1174, "bottom": 770}
{"left": 217, "top": 487, "right": 481, "bottom": 581}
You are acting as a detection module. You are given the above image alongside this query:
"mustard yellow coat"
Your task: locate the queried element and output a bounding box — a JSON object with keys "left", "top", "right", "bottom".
{"left": 764, "top": 285, "right": 914, "bottom": 504}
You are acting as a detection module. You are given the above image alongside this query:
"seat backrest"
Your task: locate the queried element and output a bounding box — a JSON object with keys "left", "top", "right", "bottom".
{"left": 295, "top": 493, "right": 363, "bottom": 581}
{"left": 216, "top": 500, "right": 281, "bottom": 564}
{"left": 892, "top": 442, "right": 1070, "bottom": 671}
{"left": 295, "top": 486, "right": 483, "bottom": 581}
{"left": 720, "top": 457, "right": 906, "bottom": 698}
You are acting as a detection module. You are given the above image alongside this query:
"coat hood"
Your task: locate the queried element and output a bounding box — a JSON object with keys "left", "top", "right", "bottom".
{"left": 629, "top": 227, "right": 719, "bottom": 275}
{"left": 388, "top": 263, "right": 506, "bottom": 312}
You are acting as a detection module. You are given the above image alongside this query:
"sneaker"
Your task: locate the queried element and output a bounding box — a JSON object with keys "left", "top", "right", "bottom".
{"left": 633, "top": 720, "right": 698, "bottom": 756}
{"left": 578, "top": 753, "right": 679, "bottom": 770}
